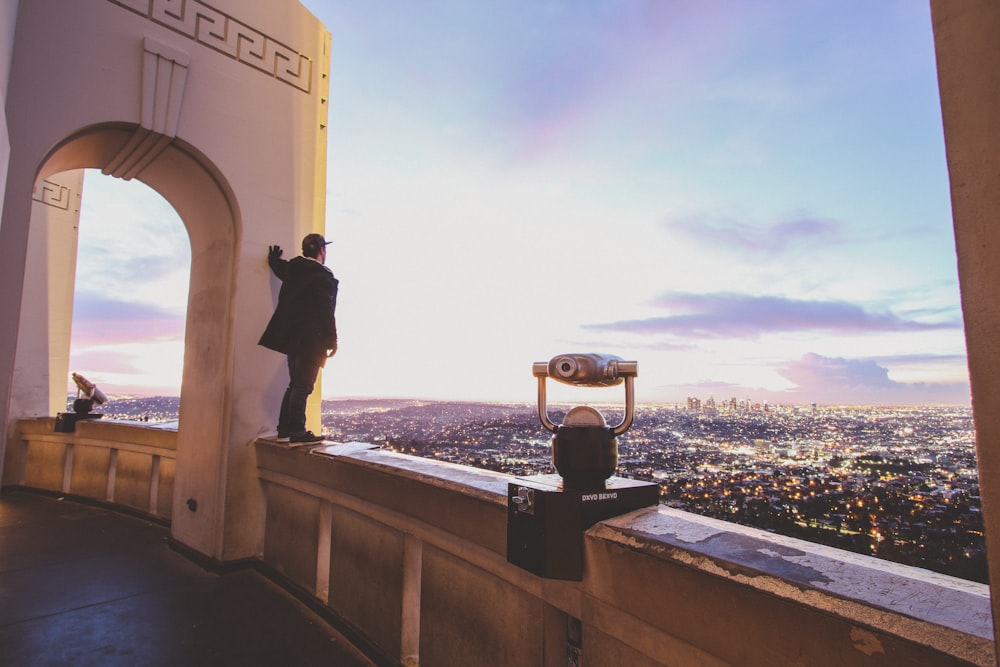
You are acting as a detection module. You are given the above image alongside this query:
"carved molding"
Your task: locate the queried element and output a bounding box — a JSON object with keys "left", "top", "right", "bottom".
{"left": 107, "top": 0, "right": 313, "bottom": 94}
{"left": 103, "top": 37, "right": 189, "bottom": 180}
{"left": 32, "top": 181, "right": 73, "bottom": 210}
{"left": 142, "top": 37, "right": 189, "bottom": 136}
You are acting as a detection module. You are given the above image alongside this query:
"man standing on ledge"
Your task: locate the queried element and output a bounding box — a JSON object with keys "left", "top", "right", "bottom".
{"left": 259, "top": 233, "right": 338, "bottom": 444}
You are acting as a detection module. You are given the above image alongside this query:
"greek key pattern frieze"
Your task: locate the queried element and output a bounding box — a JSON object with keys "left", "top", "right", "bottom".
{"left": 107, "top": 0, "right": 313, "bottom": 93}
{"left": 32, "top": 181, "right": 72, "bottom": 210}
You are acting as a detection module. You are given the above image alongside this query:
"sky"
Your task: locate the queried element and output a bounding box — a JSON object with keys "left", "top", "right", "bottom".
{"left": 68, "top": 0, "right": 971, "bottom": 407}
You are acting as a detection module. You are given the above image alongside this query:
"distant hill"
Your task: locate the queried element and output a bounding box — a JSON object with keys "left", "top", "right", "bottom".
{"left": 67, "top": 395, "right": 180, "bottom": 423}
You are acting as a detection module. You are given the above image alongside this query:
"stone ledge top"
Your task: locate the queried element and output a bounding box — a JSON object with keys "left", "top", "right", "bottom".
{"left": 594, "top": 505, "right": 994, "bottom": 664}
{"left": 255, "top": 438, "right": 512, "bottom": 506}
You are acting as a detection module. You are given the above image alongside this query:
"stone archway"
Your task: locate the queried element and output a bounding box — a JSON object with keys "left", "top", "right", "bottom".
{"left": 0, "top": 0, "right": 330, "bottom": 563}
{"left": 36, "top": 124, "right": 242, "bottom": 556}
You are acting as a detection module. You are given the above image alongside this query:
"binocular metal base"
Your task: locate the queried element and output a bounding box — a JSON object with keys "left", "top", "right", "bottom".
{"left": 506, "top": 474, "right": 659, "bottom": 580}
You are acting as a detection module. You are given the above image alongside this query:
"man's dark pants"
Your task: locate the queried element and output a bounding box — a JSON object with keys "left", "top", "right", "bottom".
{"left": 278, "top": 353, "right": 320, "bottom": 436}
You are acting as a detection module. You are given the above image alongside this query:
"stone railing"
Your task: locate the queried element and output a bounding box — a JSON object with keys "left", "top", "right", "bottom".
{"left": 6, "top": 418, "right": 176, "bottom": 521}
{"left": 5, "top": 421, "right": 992, "bottom": 665}
{"left": 256, "top": 440, "right": 994, "bottom": 667}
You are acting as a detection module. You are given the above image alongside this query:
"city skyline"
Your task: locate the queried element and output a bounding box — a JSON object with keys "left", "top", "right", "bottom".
{"left": 67, "top": 1, "right": 970, "bottom": 406}
{"left": 85, "top": 395, "right": 984, "bottom": 583}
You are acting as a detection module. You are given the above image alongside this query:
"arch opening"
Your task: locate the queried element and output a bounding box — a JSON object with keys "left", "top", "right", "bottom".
{"left": 26, "top": 123, "right": 240, "bottom": 427}
{"left": 9, "top": 122, "right": 245, "bottom": 557}
{"left": 67, "top": 170, "right": 189, "bottom": 420}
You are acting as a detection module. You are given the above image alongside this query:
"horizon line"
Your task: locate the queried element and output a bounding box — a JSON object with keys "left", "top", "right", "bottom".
{"left": 82, "top": 393, "right": 973, "bottom": 410}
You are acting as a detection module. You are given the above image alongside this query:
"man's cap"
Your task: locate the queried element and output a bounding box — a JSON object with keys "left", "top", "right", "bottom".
{"left": 302, "top": 233, "right": 332, "bottom": 254}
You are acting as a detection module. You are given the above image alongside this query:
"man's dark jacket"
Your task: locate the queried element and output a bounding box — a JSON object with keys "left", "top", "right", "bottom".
{"left": 259, "top": 255, "right": 338, "bottom": 367}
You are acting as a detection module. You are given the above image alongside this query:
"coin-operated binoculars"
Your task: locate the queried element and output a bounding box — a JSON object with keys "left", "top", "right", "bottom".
{"left": 507, "top": 354, "right": 659, "bottom": 581}
{"left": 55, "top": 372, "right": 108, "bottom": 433}
{"left": 534, "top": 353, "right": 637, "bottom": 491}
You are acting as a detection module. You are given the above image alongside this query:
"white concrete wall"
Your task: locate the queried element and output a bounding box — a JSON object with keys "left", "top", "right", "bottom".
{"left": 10, "top": 418, "right": 177, "bottom": 521}
{"left": 0, "top": 0, "right": 330, "bottom": 565}
{"left": 0, "top": 0, "right": 20, "bottom": 233}
{"left": 930, "top": 1, "right": 1000, "bottom": 653}
{"left": 10, "top": 171, "right": 82, "bottom": 418}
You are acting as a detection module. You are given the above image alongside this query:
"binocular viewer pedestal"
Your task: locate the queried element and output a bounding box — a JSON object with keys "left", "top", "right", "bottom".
{"left": 513, "top": 353, "right": 654, "bottom": 579}
{"left": 506, "top": 474, "right": 659, "bottom": 581}
{"left": 54, "top": 409, "right": 103, "bottom": 433}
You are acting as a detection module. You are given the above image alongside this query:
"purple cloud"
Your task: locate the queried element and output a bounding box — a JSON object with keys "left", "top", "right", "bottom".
{"left": 69, "top": 349, "right": 143, "bottom": 375}
{"left": 585, "top": 292, "right": 959, "bottom": 339}
{"left": 870, "top": 353, "right": 967, "bottom": 366}
{"left": 775, "top": 353, "right": 970, "bottom": 406}
{"left": 780, "top": 353, "right": 893, "bottom": 389}
{"left": 666, "top": 216, "right": 843, "bottom": 255}
{"left": 71, "top": 293, "right": 185, "bottom": 346}
{"left": 660, "top": 353, "right": 970, "bottom": 406}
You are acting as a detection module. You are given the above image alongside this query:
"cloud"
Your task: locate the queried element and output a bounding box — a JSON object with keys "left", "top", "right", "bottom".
{"left": 661, "top": 353, "right": 970, "bottom": 406}
{"left": 774, "top": 353, "right": 970, "bottom": 406}
{"left": 558, "top": 336, "right": 698, "bottom": 353}
{"left": 69, "top": 349, "right": 143, "bottom": 375}
{"left": 665, "top": 215, "right": 843, "bottom": 256}
{"left": 76, "top": 170, "right": 191, "bottom": 306}
{"left": 585, "top": 292, "right": 959, "bottom": 339}
{"left": 79, "top": 247, "right": 181, "bottom": 289}
{"left": 71, "top": 293, "right": 185, "bottom": 346}
{"left": 780, "top": 353, "right": 892, "bottom": 389}
{"left": 869, "top": 352, "right": 967, "bottom": 366}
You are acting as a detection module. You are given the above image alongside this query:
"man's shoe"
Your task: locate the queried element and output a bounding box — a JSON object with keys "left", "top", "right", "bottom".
{"left": 289, "top": 430, "right": 323, "bottom": 444}
{"left": 276, "top": 432, "right": 290, "bottom": 443}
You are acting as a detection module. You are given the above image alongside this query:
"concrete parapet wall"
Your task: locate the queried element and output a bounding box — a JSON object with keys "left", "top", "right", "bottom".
{"left": 7, "top": 418, "right": 176, "bottom": 520}
{"left": 588, "top": 512, "right": 993, "bottom": 666}
{"left": 5, "top": 428, "right": 992, "bottom": 664}
{"left": 256, "top": 440, "right": 993, "bottom": 667}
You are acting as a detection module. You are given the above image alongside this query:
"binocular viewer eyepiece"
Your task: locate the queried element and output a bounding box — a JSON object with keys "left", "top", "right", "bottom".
{"left": 533, "top": 353, "right": 637, "bottom": 388}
